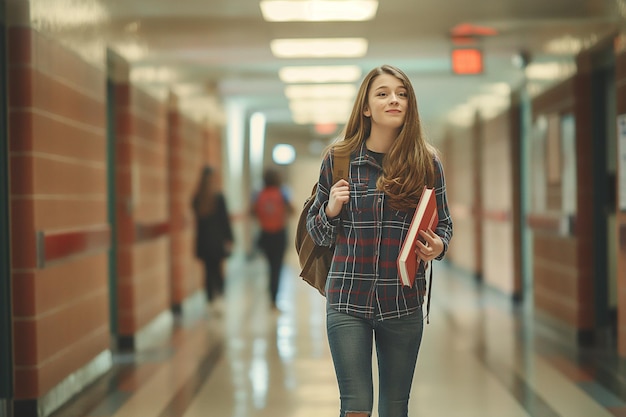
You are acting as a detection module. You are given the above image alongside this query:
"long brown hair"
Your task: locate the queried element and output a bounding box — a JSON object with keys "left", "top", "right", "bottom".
{"left": 193, "top": 166, "right": 217, "bottom": 217}
{"left": 329, "top": 64, "right": 438, "bottom": 211}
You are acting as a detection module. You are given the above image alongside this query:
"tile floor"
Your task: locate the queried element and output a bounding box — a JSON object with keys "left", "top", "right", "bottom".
{"left": 50, "top": 255, "right": 626, "bottom": 417}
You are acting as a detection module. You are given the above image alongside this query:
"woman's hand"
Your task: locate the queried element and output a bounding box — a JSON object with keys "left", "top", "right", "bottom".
{"left": 415, "top": 229, "right": 443, "bottom": 262}
{"left": 325, "top": 179, "right": 350, "bottom": 219}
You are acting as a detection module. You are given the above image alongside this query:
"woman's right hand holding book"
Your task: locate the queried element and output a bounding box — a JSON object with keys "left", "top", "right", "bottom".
{"left": 415, "top": 229, "right": 443, "bottom": 263}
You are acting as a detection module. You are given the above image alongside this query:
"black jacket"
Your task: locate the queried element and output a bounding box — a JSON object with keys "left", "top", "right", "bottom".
{"left": 193, "top": 193, "right": 233, "bottom": 261}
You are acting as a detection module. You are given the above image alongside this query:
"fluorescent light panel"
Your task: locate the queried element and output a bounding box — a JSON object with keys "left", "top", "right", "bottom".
{"left": 279, "top": 65, "right": 362, "bottom": 83}
{"left": 292, "top": 111, "right": 350, "bottom": 124}
{"left": 271, "top": 38, "right": 368, "bottom": 58}
{"left": 285, "top": 84, "right": 356, "bottom": 100}
{"left": 525, "top": 61, "right": 577, "bottom": 81}
{"left": 130, "top": 66, "right": 178, "bottom": 83}
{"left": 289, "top": 98, "right": 353, "bottom": 113}
{"left": 289, "top": 98, "right": 353, "bottom": 124}
{"left": 260, "top": 0, "right": 378, "bottom": 22}
{"left": 172, "top": 83, "right": 203, "bottom": 96}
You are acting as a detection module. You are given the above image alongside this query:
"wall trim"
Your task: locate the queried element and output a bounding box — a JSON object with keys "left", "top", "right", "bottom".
{"left": 526, "top": 212, "right": 576, "bottom": 236}
{"left": 36, "top": 225, "right": 110, "bottom": 268}
{"left": 134, "top": 221, "right": 169, "bottom": 243}
{"left": 172, "top": 289, "right": 205, "bottom": 319}
{"left": 14, "top": 350, "right": 112, "bottom": 417}
{"left": 118, "top": 310, "right": 174, "bottom": 352}
{"left": 533, "top": 308, "right": 595, "bottom": 348}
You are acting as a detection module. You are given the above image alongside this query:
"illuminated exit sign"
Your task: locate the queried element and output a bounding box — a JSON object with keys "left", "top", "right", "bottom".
{"left": 451, "top": 48, "right": 483, "bottom": 75}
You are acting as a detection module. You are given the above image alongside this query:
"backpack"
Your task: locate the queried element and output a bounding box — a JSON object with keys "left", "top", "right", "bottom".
{"left": 295, "top": 153, "right": 350, "bottom": 296}
{"left": 254, "top": 187, "right": 287, "bottom": 232}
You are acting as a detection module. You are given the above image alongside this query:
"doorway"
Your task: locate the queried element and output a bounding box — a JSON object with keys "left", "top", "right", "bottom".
{"left": 106, "top": 50, "right": 119, "bottom": 344}
{"left": 590, "top": 46, "right": 618, "bottom": 346}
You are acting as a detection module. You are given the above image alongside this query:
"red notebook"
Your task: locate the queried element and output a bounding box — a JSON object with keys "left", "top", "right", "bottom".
{"left": 397, "top": 187, "right": 438, "bottom": 287}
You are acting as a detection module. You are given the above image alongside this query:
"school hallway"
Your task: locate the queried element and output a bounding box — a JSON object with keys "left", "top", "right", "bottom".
{"left": 45, "top": 250, "right": 626, "bottom": 417}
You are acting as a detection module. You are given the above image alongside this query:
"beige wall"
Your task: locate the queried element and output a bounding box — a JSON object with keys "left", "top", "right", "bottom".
{"left": 481, "top": 113, "right": 515, "bottom": 294}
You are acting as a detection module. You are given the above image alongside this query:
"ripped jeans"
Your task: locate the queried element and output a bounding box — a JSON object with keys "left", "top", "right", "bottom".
{"left": 326, "top": 305, "right": 424, "bottom": 417}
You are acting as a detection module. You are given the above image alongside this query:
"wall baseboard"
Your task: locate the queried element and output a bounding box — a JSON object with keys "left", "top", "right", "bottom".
{"left": 0, "top": 400, "right": 9, "bottom": 417}
{"left": 13, "top": 350, "right": 112, "bottom": 417}
{"left": 117, "top": 310, "right": 174, "bottom": 352}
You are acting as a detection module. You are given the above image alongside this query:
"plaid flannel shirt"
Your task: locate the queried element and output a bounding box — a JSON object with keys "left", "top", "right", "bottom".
{"left": 306, "top": 143, "right": 453, "bottom": 321}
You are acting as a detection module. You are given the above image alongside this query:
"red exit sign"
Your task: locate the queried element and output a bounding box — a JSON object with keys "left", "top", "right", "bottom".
{"left": 451, "top": 48, "right": 483, "bottom": 75}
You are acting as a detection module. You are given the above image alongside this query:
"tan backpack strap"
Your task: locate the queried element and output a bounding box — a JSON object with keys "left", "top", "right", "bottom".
{"left": 332, "top": 153, "right": 350, "bottom": 184}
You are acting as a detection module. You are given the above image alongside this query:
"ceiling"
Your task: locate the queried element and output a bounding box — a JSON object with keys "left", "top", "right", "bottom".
{"left": 22, "top": 0, "right": 624, "bottom": 146}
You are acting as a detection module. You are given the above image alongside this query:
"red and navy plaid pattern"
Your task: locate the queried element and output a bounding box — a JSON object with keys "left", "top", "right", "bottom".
{"left": 307, "top": 143, "right": 453, "bottom": 321}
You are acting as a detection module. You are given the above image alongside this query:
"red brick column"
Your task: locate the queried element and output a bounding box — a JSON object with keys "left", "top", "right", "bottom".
{"left": 168, "top": 99, "right": 217, "bottom": 310}
{"left": 111, "top": 55, "right": 170, "bottom": 347}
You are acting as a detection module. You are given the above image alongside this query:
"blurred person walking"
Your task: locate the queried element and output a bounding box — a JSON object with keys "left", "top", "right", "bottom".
{"left": 192, "top": 166, "right": 234, "bottom": 314}
{"left": 306, "top": 65, "right": 453, "bottom": 417}
{"left": 251, "top": 168, "right": 295, "bottom": 310}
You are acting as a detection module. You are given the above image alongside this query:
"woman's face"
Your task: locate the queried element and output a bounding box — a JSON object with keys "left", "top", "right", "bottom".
{"left": 363, "top": 73, "right": 408, "bottom": 130}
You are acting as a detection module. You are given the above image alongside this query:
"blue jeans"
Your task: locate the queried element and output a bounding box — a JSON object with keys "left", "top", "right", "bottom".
{"left": 326, "top": 305, "right": 424, "bottom": 417}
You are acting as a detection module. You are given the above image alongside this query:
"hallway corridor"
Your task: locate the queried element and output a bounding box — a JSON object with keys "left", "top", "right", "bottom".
{"left": 48, "top": 255, "right": 626, "bottom": 417}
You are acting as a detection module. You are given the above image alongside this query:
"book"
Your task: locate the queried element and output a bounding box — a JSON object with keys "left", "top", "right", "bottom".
{"left": 397, "top": 186, "right": 438, "bottom": 287}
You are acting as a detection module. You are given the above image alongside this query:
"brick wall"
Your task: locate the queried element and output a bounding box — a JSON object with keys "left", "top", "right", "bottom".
{"left": 8, "top": 27, "right": 110, "bottom": 399}
{"left": 168, "top": 106, "right": 210, "bottom": 308}
{"left": 113, "top": 78, "right": 171, "bottom": 342}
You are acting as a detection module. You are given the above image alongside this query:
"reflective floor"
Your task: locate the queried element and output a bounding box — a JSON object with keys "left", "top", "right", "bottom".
{"left": 50, "top": 254, "right": 626, "bottom": 417}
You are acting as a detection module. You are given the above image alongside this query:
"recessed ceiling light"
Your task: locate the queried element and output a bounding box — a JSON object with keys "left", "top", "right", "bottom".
{"left": 525, "top": 61, "right": 577, "bottom": 81}
{"left": 114, "top": 42, "right": 148, "bottom": 61}
{"left": 279, "top": 66, "right": 362, "bottom": 83}
{"left": 483, "top": 83, "right": 511, "bottom": 96}
{"left": 289, "top": 98, "right": 353, "bottom": 113}
{"left": 270, "top": 38, "right": 368, "bottom": 58}
{"left": 130, "top": 66, "right": 177, "bottom": 83}
{"left": 285, "top": 84, "right": 357, "bottom": 100}
{"left": 260, "top": 1, "right": 378, "bottom": 22}
{"left": 544, "top": 35, "right": 582, "bottom": 55}
{"left": 289, "top": 99, "right": 353, "bottom": 124}
{"left": 292, "top": 111, "right": 350, "bottom": 125}
{"left": 272, "top": 144, "right": 296, "bottom": 165}
{"left": 172, "top": 83, "right": 203, "bottom": 96}
{"left": 30, "top": 0, "right": 109, "bottom": 27}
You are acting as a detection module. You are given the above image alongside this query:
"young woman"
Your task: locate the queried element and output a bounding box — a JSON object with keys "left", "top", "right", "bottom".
{"left": 306, "top": 65, "right": 453, "bottom": 417}
{"left": 192, "top": 166, "right": 234, "bottom": 313}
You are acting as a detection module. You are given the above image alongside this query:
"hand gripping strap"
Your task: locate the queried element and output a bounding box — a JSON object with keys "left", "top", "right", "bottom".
{"left": 332, "top": 153, "right": 350, "bottom": 184}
